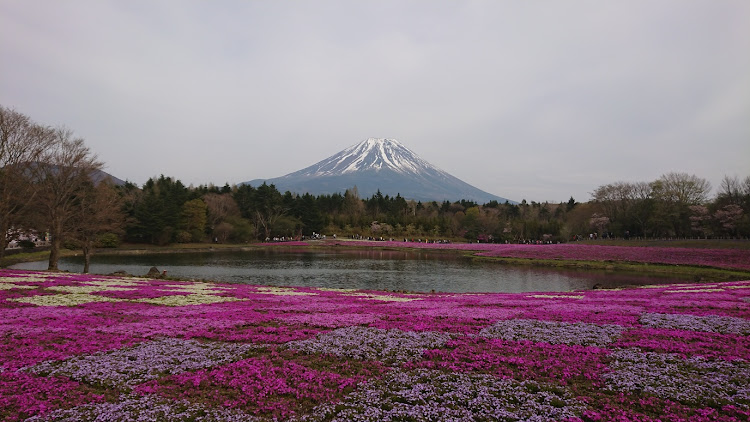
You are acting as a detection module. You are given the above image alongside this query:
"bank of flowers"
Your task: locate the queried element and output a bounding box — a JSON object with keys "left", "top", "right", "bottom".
{"left": 1, "top": 269, "right": 749, "bottom": 421}
{"left": 336, "top": 240, "right": 750, "bottom": 271}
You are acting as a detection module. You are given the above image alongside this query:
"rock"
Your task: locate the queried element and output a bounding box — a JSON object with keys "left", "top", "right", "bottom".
{"left": 145, "top": 266, "right": 161, "bottom": 278}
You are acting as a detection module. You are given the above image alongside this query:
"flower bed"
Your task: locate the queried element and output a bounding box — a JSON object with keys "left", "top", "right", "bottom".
{"left": 1, "top": 268, "right": 749, "bottom": 421}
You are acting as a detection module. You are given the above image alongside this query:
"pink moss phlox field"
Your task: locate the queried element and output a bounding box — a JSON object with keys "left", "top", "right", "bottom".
{"left": 0, "top": 371, "right": 104, "bottom": 422}
{"left": 341, "top": 240, "right": 750, "bottom": 270}
{"left": 1, "top": 268, "right": 750, "bottom": 421}
{"left": 136, "top": 351, "right": 388, "bottom": 419}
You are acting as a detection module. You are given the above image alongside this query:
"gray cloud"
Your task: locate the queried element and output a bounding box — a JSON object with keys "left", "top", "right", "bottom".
{"left": 1, "top": 0, "right": 748, "bottom": 203}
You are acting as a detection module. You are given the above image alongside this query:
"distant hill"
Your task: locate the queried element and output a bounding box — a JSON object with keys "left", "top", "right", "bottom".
{"left": 245, "top": 138, "right": 515, "bottom": 204}
{"left": 92, "top": 168, "right": 126, "bottom": 186}
{"left": 16, "top": 162, "right": 126, "bottom": 186}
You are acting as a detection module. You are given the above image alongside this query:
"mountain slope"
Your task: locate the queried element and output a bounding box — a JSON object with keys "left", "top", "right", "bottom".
{"left": 245, "top": 138, "right": 514, "bottom": 204}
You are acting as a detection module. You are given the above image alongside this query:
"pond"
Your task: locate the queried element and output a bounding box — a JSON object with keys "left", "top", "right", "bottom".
{"left": 10, "top": 249, "right": 692, "bottom": 293}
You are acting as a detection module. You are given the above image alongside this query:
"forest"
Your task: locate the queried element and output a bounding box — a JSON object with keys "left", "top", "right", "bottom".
{"left": 2, "top": 106, "right": 750, "bottom": 272}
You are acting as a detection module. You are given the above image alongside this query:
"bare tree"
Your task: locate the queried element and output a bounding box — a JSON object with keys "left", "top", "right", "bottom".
{"left": 650, "top": 173, "right": 711, "bottom": 237}
{"left": 204, "top": 193, "right": 240, "bottom": 228}
{"left": 591, "top": 181, "right": 636, "bottom": 223}
{"left": 71, "top": 181, "right": 124, "bottom": 273}
{"left": 34, "top": 128, "right": 102, "bottom": 270}
{"left": 0, "top": 107, "right": 54, "bottom": 259}
{"left": 655, "top": 172, "right": 711, "bottom": 205}
{"left": 743, "top": 176, "right": 750, "bottom": 197}
{"left": 717, "top": 175, "right": 743, "bottom": 206}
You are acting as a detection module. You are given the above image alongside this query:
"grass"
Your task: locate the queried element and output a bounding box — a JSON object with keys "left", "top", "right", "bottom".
{"left": 0, "top": 250, "right": 53, "bottom": 268}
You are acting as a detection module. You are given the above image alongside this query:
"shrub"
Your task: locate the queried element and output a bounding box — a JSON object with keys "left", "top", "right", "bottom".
{"left": 96, "top": 233, "right": 120, "bottom": 248}
{"left": 18, "top": 240, "right": 35, "bottom": 249}
{"left": 175, "top": 230, "right": 192, "bottom": 243}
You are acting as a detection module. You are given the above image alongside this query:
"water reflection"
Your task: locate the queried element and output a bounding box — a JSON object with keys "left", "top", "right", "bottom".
{"left": 11, "top": 249, "right": 690, "bottom": 293}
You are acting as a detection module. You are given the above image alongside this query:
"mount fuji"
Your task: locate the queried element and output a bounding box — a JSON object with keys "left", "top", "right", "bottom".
{"left": 245, "top": 138, "right": 514, "bottom": 204}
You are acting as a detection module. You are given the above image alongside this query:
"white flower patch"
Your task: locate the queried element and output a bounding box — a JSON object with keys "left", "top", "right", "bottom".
{"left": 10, "top": 293, "right": 124, "bottom": 307}
{"left": 255, "top": 286, "right": 318, "bottom": 296}
{"left": 134, "top": 293, "right": 244, "bottom": 306}
{"left": 314, "top": 287, "right": 358, "bottom": 292}
{"left": 0, "top": 282, "right": 37, "bottom": 290}
{"left": 726, "top": 284, "right": 750, "bottom": 289}
{"left": 0, "top": 277, "right": 30, "bottom": 284}
{"left": 47, "top": 285, "right": 137, "bottom": 295}
{"left": 343, "top": 293, "right": 421, "bottom": 302}
{"left": 527, "top": 294, "right": 585, "bottom": 300}
{"left": 159, "top": 287, "right": 230, "bottom": 295}
{"left": 662, "top": 284, "right": 727, "bottom": 294}
{"left": 159, "top": 282, "right": 235, "bottom": 294}
{"left": 664, "top": 288, "right": 726, "bottom": 293}
{"left": 83, "top": 279, "right": 149, "bottom": 288}
{"left": 1, "top": 275, "right": 55, "bottom": 284}
{"left": 639, "top": 283, "right": 693, "bottom": 289}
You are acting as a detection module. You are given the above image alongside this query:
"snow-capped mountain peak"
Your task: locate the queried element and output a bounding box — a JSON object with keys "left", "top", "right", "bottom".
{"left": 295, "top": 138, "right": 447, "bottom": 178}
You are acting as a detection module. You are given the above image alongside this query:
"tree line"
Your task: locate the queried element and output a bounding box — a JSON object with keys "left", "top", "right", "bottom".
{"left": 590, "top": 173, "right": 750, "bottom": 239}
{"left": 3, "top": 107, "right": 749, "bottom": 273}
{"left": 113, "top": 171, "right": 750, "bottom": 246}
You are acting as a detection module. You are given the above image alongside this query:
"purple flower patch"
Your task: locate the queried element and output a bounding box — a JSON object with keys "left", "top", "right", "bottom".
{"left": 480, "top": 318, "right": 625, "bottom": 347}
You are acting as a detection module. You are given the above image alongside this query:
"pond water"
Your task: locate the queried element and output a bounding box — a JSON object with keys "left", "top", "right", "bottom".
{"left": 11, "top": 249, "right": 692, "bottom": 293}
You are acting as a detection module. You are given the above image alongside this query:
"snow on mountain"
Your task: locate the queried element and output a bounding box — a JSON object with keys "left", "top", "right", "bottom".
{"left": 295, "top": 138, "right": 446, "bottom": 177}
{"left": 245, "top": 138, "right": 514, "bottom": 204}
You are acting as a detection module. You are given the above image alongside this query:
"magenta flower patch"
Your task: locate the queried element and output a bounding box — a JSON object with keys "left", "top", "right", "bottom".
{"left": 137, "top": 351, "right": 387, "bottom": 419}
{"left": 0, "top": 371, "right": 103, "bottom": 422}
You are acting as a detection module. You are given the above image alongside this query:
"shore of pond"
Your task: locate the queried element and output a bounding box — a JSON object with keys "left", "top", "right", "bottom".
{"left": 4, "top": 239, "right": 750, "bottom": 286}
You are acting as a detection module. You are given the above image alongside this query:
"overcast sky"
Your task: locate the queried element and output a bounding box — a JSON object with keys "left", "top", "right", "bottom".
{"left": 2, "top": 1, "right": 749, "bottom": 203}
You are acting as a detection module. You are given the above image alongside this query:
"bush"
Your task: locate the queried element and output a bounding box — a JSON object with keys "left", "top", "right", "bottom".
{"left": 175, "top": 230, "right": 192, "bottom": 243}
{"left": 227, "top": 217, "right": 255, "bottom": 243}
{"left": 63, "top": 239, "right": 81, "bottom": 250}
{"left": 18, "top": 240, "right": 35, "bottom": 249}
{"left": 96, "top": 233, "right": 120, "bottom": 248}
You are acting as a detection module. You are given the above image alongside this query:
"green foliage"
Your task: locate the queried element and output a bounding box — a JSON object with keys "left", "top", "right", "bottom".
{"left": 63, "top": 239, "right": 81, "bottom": 250}
{"left": 226, "top": 217, "right": 254, "bottom": 243}
{"left": 125, "top": 175, "right": 191, "bottom": 244}
{"left": 175, "top": 230, "right": 192, "bottom": 243}
{"left": 273, "top": 215, "right": 302, "bottom": 238}
{"left": 179, "top": 198, "right": 207, "bottom": 242}
{"left": 96, "top": 233, "right": 120, "bottom": 248}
